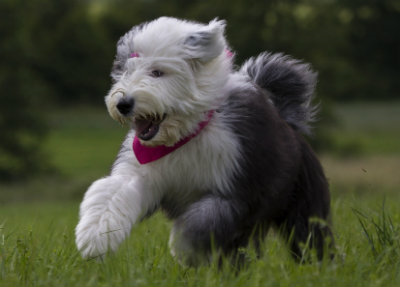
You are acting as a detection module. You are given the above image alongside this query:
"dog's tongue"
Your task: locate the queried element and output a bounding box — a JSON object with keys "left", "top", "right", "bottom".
{"left": 135, "top": 118, "right": 159, "bottom": 141}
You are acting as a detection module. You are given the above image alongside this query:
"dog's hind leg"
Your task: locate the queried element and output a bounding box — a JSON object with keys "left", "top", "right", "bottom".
{"left": 168, "top": 194, "right": 250, "bottom": 266}
{"left": 276, "top": 137, "right": 334, "bottom": 261}
{"left": 278, "top": 209, "right": 334, "bottom": 262}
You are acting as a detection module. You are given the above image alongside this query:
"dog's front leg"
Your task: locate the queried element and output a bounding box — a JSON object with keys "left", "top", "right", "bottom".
{"left": 75, "top": 175, "right": 150, "bottom": 259}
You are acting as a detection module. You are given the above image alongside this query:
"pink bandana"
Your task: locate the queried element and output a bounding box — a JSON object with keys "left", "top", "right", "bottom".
{"left": 133, "top": 111, "right": 215, "bottom": 164}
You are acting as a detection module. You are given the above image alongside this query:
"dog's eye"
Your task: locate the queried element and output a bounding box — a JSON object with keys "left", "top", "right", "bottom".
{"left": 150, "top": 70, "right": 164, "bottom": 78}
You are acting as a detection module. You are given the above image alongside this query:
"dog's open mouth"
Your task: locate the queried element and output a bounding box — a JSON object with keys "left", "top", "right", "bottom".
{"left": 134, "top": 114, "right": 166, "bottom": 141}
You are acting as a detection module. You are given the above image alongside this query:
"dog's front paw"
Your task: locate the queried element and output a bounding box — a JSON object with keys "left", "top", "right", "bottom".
{"left": 75, "top": 210, "right": 128, "bottom": 260}
{"left": 75, "top": 177, "right": 133, "bottom": 259}
{"left": 75, "top": 218, "right": 107, "bottom": 260}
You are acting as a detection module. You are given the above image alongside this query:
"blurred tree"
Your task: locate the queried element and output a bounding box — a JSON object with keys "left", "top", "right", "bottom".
{"left": 11, "top": 0, "right": 394, "bottom": 104}
{"left": 1, "top": 0, "right": 399, "bottom": 177}
{"left": 26, "top": 0, "right": 114, "bottom": 104}
{"left": 339, "top": 0, "right": 400, "bottom": 100}
{"left": 0, "top": 0, "right": 49, "bottom": 180}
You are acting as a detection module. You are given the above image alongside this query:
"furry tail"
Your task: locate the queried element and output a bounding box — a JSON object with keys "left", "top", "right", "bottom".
{"left": 240, "top": 52, "right": 318, "bottom": 135}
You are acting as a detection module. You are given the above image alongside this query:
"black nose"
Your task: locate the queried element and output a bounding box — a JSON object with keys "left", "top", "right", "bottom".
{"left": 116, "top": 98, "right": 134, "bottom": 115}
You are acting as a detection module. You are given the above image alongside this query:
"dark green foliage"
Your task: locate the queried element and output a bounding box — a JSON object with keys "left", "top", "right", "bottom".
{"left": 0, "top": 0, "right": 50, "bottom": 180}
{"left": 2, "top": 0, "right": 397, "bottom": 104}
{"left": 98, "top": 0, "right": 400, "bottom": 101}
{"left": 1, "top": 0, "right": 399, "bottom": 180}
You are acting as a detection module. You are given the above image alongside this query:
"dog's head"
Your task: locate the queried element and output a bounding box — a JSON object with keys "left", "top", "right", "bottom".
{"left": 105, "top": 17, "right": 232, "bottom": 146}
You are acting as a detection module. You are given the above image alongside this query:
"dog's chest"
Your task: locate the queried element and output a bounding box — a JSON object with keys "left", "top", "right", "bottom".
{"left": 150, "top": 121, "right": 241, "bottom": 217}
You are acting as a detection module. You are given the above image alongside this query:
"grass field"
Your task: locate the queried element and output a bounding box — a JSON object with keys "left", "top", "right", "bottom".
{"left": 1, "top": 102, "right": 399, "bottom": 286}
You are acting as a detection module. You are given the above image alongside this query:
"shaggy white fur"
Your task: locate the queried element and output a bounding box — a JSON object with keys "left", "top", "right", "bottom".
{"left": 76, "top": 17, "right": 242, "bottom": 260}
{"left": 76, "top": 17, "right": 333, "bottom": 264}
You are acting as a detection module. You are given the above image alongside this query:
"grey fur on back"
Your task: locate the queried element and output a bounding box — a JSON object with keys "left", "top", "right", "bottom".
{"left": 241, "top": 52, "right": 318, "bottom": 135}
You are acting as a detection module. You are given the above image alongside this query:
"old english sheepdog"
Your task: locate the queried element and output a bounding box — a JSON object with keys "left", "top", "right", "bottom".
{"left": 75, "top": 17, "right": 334, "bottom": 265}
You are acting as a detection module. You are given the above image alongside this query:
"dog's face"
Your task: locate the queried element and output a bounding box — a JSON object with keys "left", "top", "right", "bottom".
{"left": 105, "top": 17, "right": 232, "bottom": 147}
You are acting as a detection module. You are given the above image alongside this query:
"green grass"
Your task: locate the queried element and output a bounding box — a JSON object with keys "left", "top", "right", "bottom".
{"left": 1, "top": 101, "right": 400, "bottom": 286}
{"left": 0, "top": 107, "right": 126, "bottom": 203}
{"left": 329, "top": 101, "right": 400, "bottom": 155}
{"left": 1, "top": 195, "right": 400, "bottom": 286}
{"left": 44, "top": 106, "right": 127, "bottom": 179}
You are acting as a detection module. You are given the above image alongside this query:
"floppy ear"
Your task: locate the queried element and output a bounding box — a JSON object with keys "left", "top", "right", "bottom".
{"left": 183, "top": 19, "right": 226, "bottom": 62}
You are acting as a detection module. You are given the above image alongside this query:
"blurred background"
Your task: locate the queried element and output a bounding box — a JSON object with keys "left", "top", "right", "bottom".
{"left": 0, "top": 0, "right": 399, "bottom": 202}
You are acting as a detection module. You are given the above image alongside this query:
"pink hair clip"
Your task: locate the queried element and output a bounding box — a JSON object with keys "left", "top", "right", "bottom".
{"left": 225, "top": 49, "right": 234, "bottom": 58}
{"left": 129, "top": 52, "right": 140, "bottom": 58}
